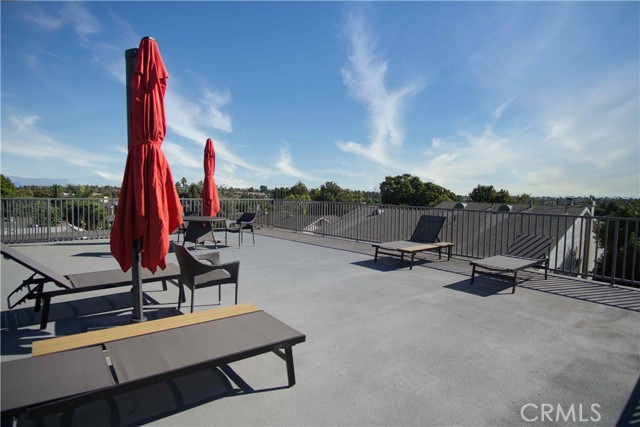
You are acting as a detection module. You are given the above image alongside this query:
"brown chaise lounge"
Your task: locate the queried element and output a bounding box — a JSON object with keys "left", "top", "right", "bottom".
{"left": 470, "top": 233, "right": 555, "bottom": 293}
{"left": 1, "top": 243, "right": 181, "bottom": 329}
{"left": 1, "top": 304, "right": 306, "bottom": 422}
{"left": 372, "top": 215, "right": 454, "bottom": 269}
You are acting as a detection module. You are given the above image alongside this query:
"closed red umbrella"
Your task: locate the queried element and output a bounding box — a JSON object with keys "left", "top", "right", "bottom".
{"left": 201, "top": 138, "right": 220, "bottom": 217}
{"left": 110, "top": 37, "right": 183, "bottom": 321}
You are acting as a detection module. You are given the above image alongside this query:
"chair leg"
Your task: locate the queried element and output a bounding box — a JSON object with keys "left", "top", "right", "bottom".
{"left": 177, "top": 284, "right": 185, "bottom": 310}
{"left": 251, "top": 229, "right": 255, "bottom": 245}
{"left": 234, "top": 282, "right": 238, "bottom": 304}
{"left": 211, "top": 228, "right": 218, "bottom": 249}
{"left": 39, "top": 296, "right": 52, "bottom": 330}
{"left": 218, "top": 285, "right": 221, "bottom": 304}
{"left": 471, "top": 264, "right": 476, "bottom": 284}
{"left": 512, "top": 272, "right": 518, "bottom": 294}
{"left": 544, "top": 260, "right": 549, "bottom": 280}
{"left": 190, "top": 287, "right": 195, "bottom": 313}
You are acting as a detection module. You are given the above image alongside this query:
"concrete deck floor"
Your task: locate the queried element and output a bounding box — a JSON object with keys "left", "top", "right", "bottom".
{"left": 1, "top": 228, "right": 639, "bottom": 427}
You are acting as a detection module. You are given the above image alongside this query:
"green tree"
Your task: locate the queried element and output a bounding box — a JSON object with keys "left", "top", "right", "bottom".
{"left": 272, "top": 187, "right": 290, "bottom": 199}
{"left": 514, "top": 193, "right": 532, "bottom": 204}
{"left": 469, "top": 185, "right": 497, "bottom": 202}
{"left": 51, "top": 184, "right": 62, "bottom": 198}
{"left": 380, "top": 174, "right": 455, "bottom": 206}
{"left": 1, "top": 175, "right": 19, "bottom": 197}
{"left": 313, "top": 181, "right": 344, "bottom": 202}
{"left": 494, "top": 189, "right": 512, "bottom": 204}
{"left": 290, "top": 181, "right": 309, "bottom": 198}
{"left": 380, "top": 174, "right": 421, "bottom": 205}
{"left": 65, "top": 201, "right": 109, "bottom": 230}
{"left": 185, "top": 182, "right": 203, "bottom": 198}
{"left": 469, "top": 184, "right": 520, "bottom": 204}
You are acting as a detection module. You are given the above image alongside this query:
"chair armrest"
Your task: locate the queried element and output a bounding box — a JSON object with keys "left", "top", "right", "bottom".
{"left": 215, "top": 261, "right": 240, "bottom": 281}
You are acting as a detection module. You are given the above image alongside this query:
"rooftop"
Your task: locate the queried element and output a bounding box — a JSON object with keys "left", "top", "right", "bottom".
{"left": 1, "top": 228, "right": 639, "bottom": 426}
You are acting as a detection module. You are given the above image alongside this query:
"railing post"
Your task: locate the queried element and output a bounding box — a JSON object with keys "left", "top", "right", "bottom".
{"left": 610, "top": 219, "right": 619, "bottom": 286}
{"left": 47, "top": 199, "right": 51, "bottom": 242}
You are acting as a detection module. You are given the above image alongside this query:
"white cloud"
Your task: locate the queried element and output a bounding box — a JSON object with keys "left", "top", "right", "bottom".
{"left": 21, "top": 2, "right": 101, "bottom": 38}
{"left": 419, "top": 125, "right": 520, "bottom": 190}
{"left": 164, "top": 87, "right": 267, "bottom": 174}
{"left": 20, "top": 3, "right": 66, "bottom": 31}
{"left": 162, "top": 141, "right": 201, "bottom": 169}
{"left": 203, "top": 89, "right": 233, "bottom": 133}
{"left": 113, "top": 145, "right": 128, "bottom": 154}
{"left": 2, "top": 113, "right": 121, "bottom": 181}
{"left": 275, "top": 146, "right": 321, "bottom": 182}
{"left": 337, "top": 9, "right": 424, "bottom": 165}
{"left": 63, "top": 2, "right": 101, "bottom": 39}
{"left": 430, "top": 137, "right": 446, "bottom": 149}
{"left": 417, "top": 63, "right": 640, "bottom": 197}
{"left": 95, "top": 170, "right": 123, "bottom": 182}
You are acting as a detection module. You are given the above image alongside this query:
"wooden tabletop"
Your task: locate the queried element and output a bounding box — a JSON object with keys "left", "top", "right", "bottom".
{"left": 183, "top": 216, "right": 227, "bottom": 222}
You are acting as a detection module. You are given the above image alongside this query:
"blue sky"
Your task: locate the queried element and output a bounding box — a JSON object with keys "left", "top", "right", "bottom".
{"left": 1, "top": 1, "right": 638, "bottom": 197}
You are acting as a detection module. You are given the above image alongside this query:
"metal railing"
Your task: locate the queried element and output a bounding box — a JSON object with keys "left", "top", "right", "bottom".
{"left": 1, "top": 197, "right": 638, "bottom": 286}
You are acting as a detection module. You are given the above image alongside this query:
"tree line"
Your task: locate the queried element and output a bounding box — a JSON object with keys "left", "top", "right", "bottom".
{"left": 2, "top": 174, "right": 638, "bottom": 215}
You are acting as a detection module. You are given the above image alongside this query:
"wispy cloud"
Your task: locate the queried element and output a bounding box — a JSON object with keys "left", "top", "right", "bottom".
{"left": 417, "top": 103, "right": 523, "bottom": 193}
{"left": 2, "top": 114, "right": 120, "bottom": 179}
{"left": 162, "top": 140, "right": 201, "bottom": 169}
{"left": 337, "top": 8, "right": 424, "bottom": 165}
{"left": 21, "top": 2, "right": 101, "bottom": 39}
{"left": 63, "top": 2, "right": 102, "bottom": 39}
{"left": 94, "top": 170, "right": 123, "bottom": 182}
{"left": 468, "top": 4, "right": 573, "bottom": 92}
{"left": 164, "top": 86, "right": 267, "bottom": 174}
{"left": 535, "top": 65, "right": 639, "bottom": 195}
{"left": 275, "top": 146, "right": 321, "bottom": 182}
{"left": 418, "top": 61, "right": 640, "bottom": 197}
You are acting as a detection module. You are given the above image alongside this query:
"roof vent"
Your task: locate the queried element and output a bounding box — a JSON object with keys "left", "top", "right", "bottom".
{"left": 454, "top": 202, "right": 467, "bottom": 209}
{"left": 498, "top": 204, "right": 512, "bottom": 212}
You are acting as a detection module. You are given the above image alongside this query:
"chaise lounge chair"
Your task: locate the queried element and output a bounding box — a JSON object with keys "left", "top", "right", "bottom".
{"left": 1, "top": 303, "right": 306, "bottom": 422}
{"left": 1, "top": 243, "right": 181, "bottom": 329}
{"left": 372, "top": 215, "right": 454, "bottom": 269}
{"left": 469, "top": 233, "right": 555, "bottom": 293}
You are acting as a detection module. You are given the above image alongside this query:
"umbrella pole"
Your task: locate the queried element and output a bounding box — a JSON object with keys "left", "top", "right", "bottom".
{"left": 126, "top": 47, "right": 146, "bottom": 323}
{"left": 131, "top": 239, "right": 146, "bottom": 322}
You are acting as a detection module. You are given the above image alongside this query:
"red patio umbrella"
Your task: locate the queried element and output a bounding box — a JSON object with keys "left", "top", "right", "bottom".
{"left": 110, "top": 37, "right": 183, "bottom": 321}
{"left": 201, "top": 138, "right": 220, "bottom": 217}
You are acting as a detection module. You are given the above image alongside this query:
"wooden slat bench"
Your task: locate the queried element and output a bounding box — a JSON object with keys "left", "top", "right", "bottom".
{"left": 2, "top": 303, "right": 306, "bottom": 421}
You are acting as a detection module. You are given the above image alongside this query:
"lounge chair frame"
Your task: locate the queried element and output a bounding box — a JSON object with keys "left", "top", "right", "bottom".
{"left": 1, "top": 244, "right": 181, "bottom": 329}
{"left": 372, "top": 215, "right": 453, "bottom": 269}
{"left": 470, "top": 233, "right": 555, "bottom": 293}
{"left": 1, "top": 304, "right": 305, "bottom": 422}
